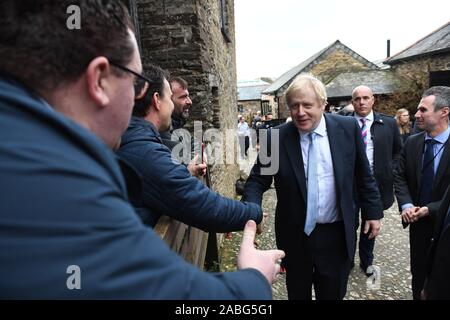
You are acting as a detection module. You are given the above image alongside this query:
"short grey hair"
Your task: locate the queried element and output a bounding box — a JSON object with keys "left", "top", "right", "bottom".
{"left": 422, "top": 86, "right": 450, "bottom": 111}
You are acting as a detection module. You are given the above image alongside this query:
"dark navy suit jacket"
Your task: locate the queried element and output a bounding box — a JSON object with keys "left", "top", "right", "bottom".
{"left": 244, "top": 115, "right": 383, "bottom": 267}
{"left": 351, "top": 112, "right": 402, "bottom": 210}
{"left": 425, "top": 186, "right": 450, "bottom": 299}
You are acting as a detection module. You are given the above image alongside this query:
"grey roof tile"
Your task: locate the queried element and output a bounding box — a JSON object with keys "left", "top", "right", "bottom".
{"left": 326, "top": 70, "right": 410, "bottom": 98}
{"left": 385, "top": 21, "right": 450, "bottom": 64}
{"left": 238, "top": 84, "right": 269, "bottom": 101}
{"left": 263, "top": 40, "right": 379, "bottom": 95}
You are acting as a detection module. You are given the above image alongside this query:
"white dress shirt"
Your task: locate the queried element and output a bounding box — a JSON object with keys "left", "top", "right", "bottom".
{"left": 299, "top": 115, "right": 339, "bottom": 224}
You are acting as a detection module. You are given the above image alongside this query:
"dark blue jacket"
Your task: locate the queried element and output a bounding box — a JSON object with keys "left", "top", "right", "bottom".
{"left": 117, "top": 116, "right": 263, "bottom": 230}
{"left": 0, "top": 74, "right": 271, "bottom": 299}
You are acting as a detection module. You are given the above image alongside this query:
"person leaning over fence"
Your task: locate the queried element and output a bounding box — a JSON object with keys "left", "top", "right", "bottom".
{"left": 117, "top": 64, "right": 267, "bottom": 231}
{"left": 0, "top": 0, "right": 284, "bottom": 299}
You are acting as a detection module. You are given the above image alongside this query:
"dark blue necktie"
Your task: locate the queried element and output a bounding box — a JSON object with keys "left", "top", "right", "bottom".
{"left": 418, "top": 139, "right": 437, "bottom": 206}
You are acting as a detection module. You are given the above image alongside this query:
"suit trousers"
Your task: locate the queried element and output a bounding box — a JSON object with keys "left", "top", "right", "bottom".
{"left": 359, "top": 218, "right": 375, "bottom": 269}
{"left": 410, "top": 217, "right": 433, "bottom": 300}
{"left": 285, "top": 221, "right": 352, "bottom": 300}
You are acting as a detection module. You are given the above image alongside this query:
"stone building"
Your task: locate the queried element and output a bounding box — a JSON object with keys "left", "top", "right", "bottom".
{"left": 325, "top": 69, "right": 412, "bottom": 115}
{"left": 124, "top": 0, "right": 240, "bottom": 199}
{"left": 263, "top": 22, "right": 450, "bottom": 118}
{"left": 237, "top": 79, "right": 276, "bottom": 123}
{"left": 384, "top": 21, "right": 450, "bottom": 113}
{"left": 263, "top": 40, "right": 383, "bottom": 118}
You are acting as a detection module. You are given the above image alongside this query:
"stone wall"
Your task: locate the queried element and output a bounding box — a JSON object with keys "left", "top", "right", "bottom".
{"left": 136, "top": 0, "right": 239, "bottom": 198}
{"left": 389, "top": 53, "right": 450, "bottom": 114}
{"left": 374, "top": 95, "right": 399, "bottom": 116}
{"left": 278, "top": 95, "right": 289, "bottom": 119}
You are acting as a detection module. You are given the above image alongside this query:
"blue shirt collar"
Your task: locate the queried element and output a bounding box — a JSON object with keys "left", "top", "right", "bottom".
{"left": 299, "top": 114, "right": 327, "bottom": 139}
{"left": 425, "top": 125, "right": 450, "bottom": 144}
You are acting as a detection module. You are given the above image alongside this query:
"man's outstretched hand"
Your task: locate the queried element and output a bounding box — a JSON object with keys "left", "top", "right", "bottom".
{"left": 238, "top": 220, "right": 285, "bottom": 284}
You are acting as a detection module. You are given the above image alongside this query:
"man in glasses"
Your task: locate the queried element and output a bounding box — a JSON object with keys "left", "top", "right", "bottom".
{"left": 0, "top": 0, "right": 283, "bottom": 299}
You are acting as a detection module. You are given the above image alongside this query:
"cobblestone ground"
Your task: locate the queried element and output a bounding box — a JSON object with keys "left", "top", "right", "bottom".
{"left": 220, "top": 146, "right": 413, "bottom": 300}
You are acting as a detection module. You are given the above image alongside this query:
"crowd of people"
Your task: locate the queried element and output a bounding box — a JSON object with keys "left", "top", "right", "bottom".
{"left": 0, "top": 1, "right": 283, "bottom": 299}
{"left": 1, "top": 0, "right": 449, "bottom": 300}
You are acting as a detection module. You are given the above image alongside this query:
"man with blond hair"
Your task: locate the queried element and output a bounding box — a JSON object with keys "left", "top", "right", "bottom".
{"left": 244, "top": 74, "right": 383, "bottom": 300}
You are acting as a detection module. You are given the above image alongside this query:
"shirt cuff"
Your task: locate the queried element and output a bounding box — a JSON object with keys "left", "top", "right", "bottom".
{"left": 401, "top": 203, "right": 414, "bottom": 211}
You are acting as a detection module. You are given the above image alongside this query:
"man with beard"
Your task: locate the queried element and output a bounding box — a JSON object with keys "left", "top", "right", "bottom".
{"left": 117, "top": 65, "right": 265, "bottom": 231}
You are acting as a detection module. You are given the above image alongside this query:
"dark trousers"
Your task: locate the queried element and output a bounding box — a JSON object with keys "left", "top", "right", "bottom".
{"left": 410, "top": 217, "right": 433, "bottom": 300}
{"left": 239, "top": 136, "right": 249, "bottom": 157}
{"left": 285, "top": 221, "right": 351, "bottom": 300}
{"left": 359, "top": 219, "right": 375, "bottom": 269}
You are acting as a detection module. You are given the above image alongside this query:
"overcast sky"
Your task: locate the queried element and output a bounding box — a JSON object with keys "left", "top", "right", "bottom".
{"left": 235, "top": 0, "right": 450, "bottom": 81}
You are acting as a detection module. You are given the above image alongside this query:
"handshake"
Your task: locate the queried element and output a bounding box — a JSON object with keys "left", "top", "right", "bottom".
{"left": 401, "top": 206, "right": 429, "bottom": 224}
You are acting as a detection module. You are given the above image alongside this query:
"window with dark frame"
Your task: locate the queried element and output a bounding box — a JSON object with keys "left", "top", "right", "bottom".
{"left": 429, "top": 71, "right": 450, "bottom": 87}
{"left": 220, "top": 0, "right": 232, "bottom": 43}
{"left": 261, "top": 100, "right": 271, "bottom": 115}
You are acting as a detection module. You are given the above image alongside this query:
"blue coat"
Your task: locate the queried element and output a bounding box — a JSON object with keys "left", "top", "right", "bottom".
{"left": 0, "top": 74, "right": 271, "bottom": 299}
{"left": 117, "top": 116, "right": 263, "bottom": 230}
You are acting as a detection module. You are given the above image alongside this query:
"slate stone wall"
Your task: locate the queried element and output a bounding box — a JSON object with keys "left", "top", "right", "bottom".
{"left": 136, "top": 0, "right": 240, "bottom": 198}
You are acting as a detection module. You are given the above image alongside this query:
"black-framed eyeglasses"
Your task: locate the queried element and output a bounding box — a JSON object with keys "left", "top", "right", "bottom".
{"left": 109, "top": 60, "right": 150, "bottom": 100}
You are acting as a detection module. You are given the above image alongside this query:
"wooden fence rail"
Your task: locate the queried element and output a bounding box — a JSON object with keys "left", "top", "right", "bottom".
{"left": 153, "top": 171, "right": 219, "bottom": 270}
